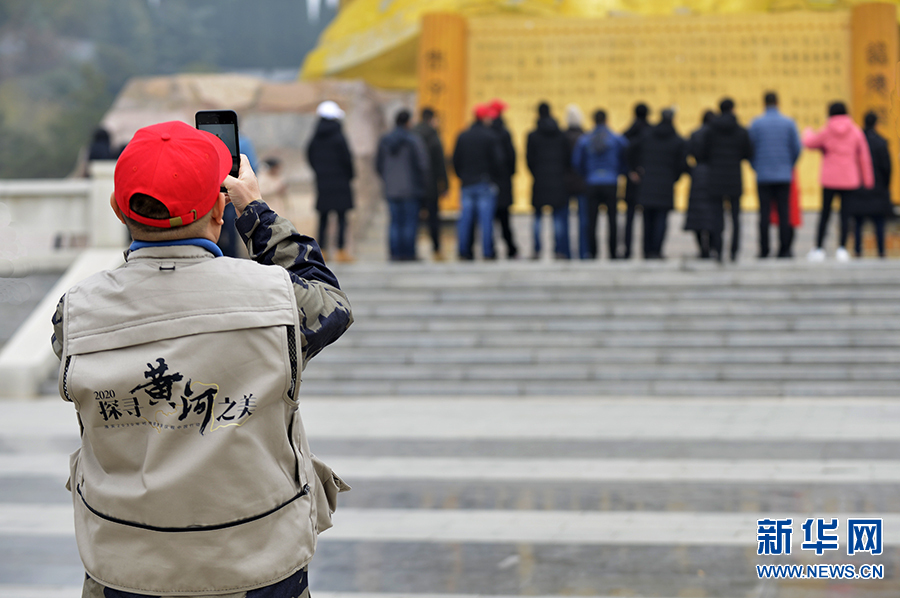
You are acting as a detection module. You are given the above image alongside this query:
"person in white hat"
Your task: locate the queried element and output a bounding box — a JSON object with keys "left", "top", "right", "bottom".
{"left": 308, "top": 100, "right": 355, "bottom": 262}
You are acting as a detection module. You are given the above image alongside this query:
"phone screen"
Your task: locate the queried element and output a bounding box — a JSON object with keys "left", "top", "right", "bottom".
{"left": 200, "top": 123, "right": 238, "bottom": 156}
{"left": 195, "top": 110, "right": 240, "bottom": 178}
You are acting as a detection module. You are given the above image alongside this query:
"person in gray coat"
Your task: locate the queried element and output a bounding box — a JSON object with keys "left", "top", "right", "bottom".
{"left": 412, "top": 107, "right": 449, "bottom": 259}
{"left": 377, "top": 109, "right": 430, "bottom": 261}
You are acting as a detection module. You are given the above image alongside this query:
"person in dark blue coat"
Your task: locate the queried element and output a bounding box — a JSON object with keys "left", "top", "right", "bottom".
{"left": 628, "top": 109, "right": 688, "bottom": 260}
{"left": 749, "top": 91, "right": 801, "bottom": 258}
{"left": 572, "top": 109, "right": 628, "bottom": 260}
{"left": 527, "top": 102, "right": 572, "bottom": 259}
{"left": 698, "top": 98, "right": 753, "bottom": 261}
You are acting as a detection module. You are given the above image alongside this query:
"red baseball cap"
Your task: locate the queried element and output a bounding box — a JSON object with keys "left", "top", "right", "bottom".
{"left": 474, "top": 103, "right": 493, "bottom": 120}
{"left": 489, "top": 98, "right": 508, "bottom": 116}
{"left": 114, "top": 121, "right": 232, "bottom": 228}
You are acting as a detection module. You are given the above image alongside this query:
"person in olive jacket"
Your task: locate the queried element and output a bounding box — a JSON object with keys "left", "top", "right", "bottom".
{"left": 628, "top": 108, "right": 688, "bottom": 260}
{"left": 307, "top": 101, "right": 355, "bottom": 262}
{"left": 412, "top": 107, "right": 449, "bottom": 260}
{"left": 526, "top": 102, "right": 572, "bottom": 259}
{"left": 698, "top": 98, "right": 753, "bottom": 261}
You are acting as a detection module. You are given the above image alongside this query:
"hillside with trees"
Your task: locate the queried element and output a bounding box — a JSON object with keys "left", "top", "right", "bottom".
{"left": 0, "top": 0, "right": 334, "bottom": 178}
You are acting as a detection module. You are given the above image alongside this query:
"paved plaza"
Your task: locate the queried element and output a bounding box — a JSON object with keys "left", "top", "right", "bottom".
{"left": 1, "top": 395, "right": 898, "bottom": 597}
{"left": 2, "top": 222, "right": 899, "bottom": 597}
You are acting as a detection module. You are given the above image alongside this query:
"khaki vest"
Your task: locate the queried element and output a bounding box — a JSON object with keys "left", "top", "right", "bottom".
{"left": 59, "top": 246, "right": 336, "bottom": 595}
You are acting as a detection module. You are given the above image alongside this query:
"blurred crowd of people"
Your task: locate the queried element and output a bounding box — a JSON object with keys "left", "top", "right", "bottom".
{"left": 94, "top": 91, "right": 891, "bottom": 264}
{"left": 349, "top": 91, "right": 891, "bottom": 263}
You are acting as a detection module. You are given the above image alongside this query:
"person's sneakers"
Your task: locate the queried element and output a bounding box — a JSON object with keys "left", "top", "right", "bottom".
{"left": 835, "top": 247, "right": 850, "bottom": 262}
{"left": 336, "top": 249, "right": 355, "bottom": 263}
{"left": 806, "top": 248, "right": 826, "bottom": 262}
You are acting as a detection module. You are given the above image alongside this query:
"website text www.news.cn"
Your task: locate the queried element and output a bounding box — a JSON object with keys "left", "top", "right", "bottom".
{"left": 756, "top": 563, "right": 885, "bottom": 580}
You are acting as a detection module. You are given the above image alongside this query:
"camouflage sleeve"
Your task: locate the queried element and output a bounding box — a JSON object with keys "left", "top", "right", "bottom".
{"left": 51, "top": 295, "right": 65, "bottom": 361}
{"left": 235, "top": 201, "right": 353, "bottom": 368}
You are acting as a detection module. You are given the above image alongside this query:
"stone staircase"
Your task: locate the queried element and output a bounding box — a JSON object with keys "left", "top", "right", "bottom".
{"left": 304, "top": 258, "right": 900, "bottom": 396}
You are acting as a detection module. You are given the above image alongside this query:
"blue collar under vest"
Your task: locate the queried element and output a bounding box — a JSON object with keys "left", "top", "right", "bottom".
{"left": 128, "top": 238, "right": 224, "bottom": 257}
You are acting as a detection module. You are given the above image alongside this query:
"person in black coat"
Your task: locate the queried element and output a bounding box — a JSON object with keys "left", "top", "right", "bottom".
{"left": 307, "top": 101, "right": 355, "bottom": 262}
{"left": 412, "top": 107, "right": 449, "bottom": 260}
{"left": 698, "top": 98, "right": 753, "bottom": 261}
{"left": 526, "top": 102, "right": 571, "bottom": 259}
{"left": 628, "top": 109, "right": 688, "bottom": 259}
{"left": 563, "top": 105, "right": 588, "bottom": 259}
{"left": 853, "top": 111, "right": 892, "bottom": 257}
{"left": 621, "top": 103, "right": 650, "bottom": 258}
{"left": 490, "top": 99, "right": 519, "bottom": 259}
{"left": 684, "top": 110, "right": 723, "bottom": 259}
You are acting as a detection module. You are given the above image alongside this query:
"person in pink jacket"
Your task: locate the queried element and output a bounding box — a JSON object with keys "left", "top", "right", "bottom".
{"left": 802, "top": 102, "right": 874, "bottom": 261}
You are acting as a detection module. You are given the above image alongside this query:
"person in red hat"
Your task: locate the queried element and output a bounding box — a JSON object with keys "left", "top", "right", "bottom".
{"left": 50, "top": 120, "right": 353, "bottom": 597}
{"left": 452, "top": 103, "right": 504, "bottom": 259}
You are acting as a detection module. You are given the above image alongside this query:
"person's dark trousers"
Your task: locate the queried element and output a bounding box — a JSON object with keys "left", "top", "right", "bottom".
{"left": 642, "top": 208, "right": 668, "bottom": 258}
{"left": 576, "top": 195, "right": 590, "bottom": 259}
{"left": 421, "top": 195, "right": 441, "bottom": 254}
{"left": 533, "top": 206, "right": 571, "bottom": 259}
{"left": 622, "top": 180, "right": 639, "bottom": 258}
{"left": 584, "top": 184, "right": 618, "bottom": 259}
{"left": 216, "top": 203, "right": 241, "bottom": 258}
{"left": 854, "top": 215, "right": 887, "bottom": 257}
{"left": 388, "top": 197, "right": 419, "bottom": 260}
{"left": 757, "top": 182, "right": 792, "bottom": 258}
{"left": 721, "top": 195, "right": 741, "bottom": 260}
{"left": 458, "top": 183, "right": 497, "bottom": 259}
{"left": 838, "top": 196, "right": 853, "bottom": 250}
{"left": 712, "top": 230, "right": 724, "bottom": 260}
{"left": 814, "top": 187, "right": 846, "bottom": 250}
{"left": 695, "top": 231, "right": 710, "bottom": 259}
{"left": 494, "top": 204, "right": 518, "bottom": 258}
{"left": 318, "top": 209, "right": 348, "bottom": 251}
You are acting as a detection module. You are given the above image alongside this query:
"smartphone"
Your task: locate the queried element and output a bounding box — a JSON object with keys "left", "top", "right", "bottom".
{"left": 195, "top": 110, "right": 241, "bottom": 178}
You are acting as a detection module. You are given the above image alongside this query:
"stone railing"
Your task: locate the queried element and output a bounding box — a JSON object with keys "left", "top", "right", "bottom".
{"left": 0, "top": 161, "right": 127, "bottom": 398}
{"left": 0, "top": 161, "right": 125, "bottom": 274}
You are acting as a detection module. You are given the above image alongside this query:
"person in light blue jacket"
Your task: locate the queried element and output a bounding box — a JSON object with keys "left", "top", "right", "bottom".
{"left": 572, "top": 110, "right": 629, "bottom": 259}
{"left": 749, "top": 92, "right": 801, "bottom": 258}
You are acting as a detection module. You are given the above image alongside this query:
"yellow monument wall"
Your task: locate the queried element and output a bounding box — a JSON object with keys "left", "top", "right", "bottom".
{"left": 409, "top": 6, "right": 899, "bottom": 214}
{"left": 466, "top": 11, "right": 858, "bottom": 213}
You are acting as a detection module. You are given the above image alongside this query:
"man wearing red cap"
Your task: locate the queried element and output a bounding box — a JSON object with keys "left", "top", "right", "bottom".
{"left": 452, "top": 103, "right": 503, "bottom": 260}
{"left": 50, "top": 121, "right": 353, "bottom": 597}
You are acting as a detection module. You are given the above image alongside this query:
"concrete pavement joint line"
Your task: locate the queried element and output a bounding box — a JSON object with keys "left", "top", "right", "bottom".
{"left": 298, "top": 397, "right": 900, "bottom": 441}
{"left": 12, "top": 455, "right": 900, "bottom": 483}
{"left": 0, "top": 587, "right": 81, "bottom": 598}
{"left": 0, "top": 591, "right": 702, "bottom": 598}
{"left": 311, "top": 594, "right": 704, "bottom": 598}
{"left": 322, "top": 457, "right": 900, "bottom": 483}
{"left": 3, "top": 505, "right": 898, "bottom": 545}
{"left": 5, "top": 397, "right": 900, "bottom": 440}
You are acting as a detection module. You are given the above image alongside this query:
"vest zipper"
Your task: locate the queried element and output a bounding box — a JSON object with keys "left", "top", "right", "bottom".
{"left": 76, "top": 482, "right": 309, "bottom": 533}
{"left": 62, "top": 356, "right": 72, "bottom": 402}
